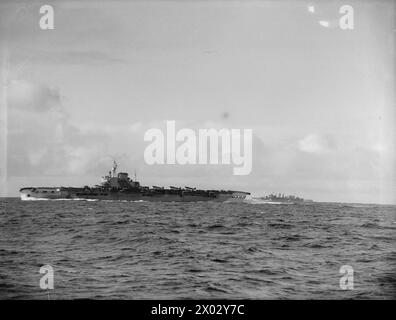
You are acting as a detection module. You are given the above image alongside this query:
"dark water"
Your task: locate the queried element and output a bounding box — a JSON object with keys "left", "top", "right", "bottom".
{"left": 0, "top": 198, "right": 395, "bottom": 299}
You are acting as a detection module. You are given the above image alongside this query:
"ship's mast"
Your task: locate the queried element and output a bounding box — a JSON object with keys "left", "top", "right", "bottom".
{"left": 112, "top": 160, "right": 118, "bottom": 177}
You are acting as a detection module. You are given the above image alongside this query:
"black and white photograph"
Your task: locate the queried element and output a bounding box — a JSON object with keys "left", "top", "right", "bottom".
{"left": 0, "top": 0, "right": 395, "bottom": 306}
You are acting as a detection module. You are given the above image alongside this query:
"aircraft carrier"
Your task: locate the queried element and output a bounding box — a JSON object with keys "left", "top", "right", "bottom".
{"left": 19, "top": 161, "right": 250, "bottom": 202}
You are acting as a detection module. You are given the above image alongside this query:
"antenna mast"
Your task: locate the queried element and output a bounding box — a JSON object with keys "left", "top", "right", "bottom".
{"left": 112, "top": 160, "right": 118, "bottom": 177}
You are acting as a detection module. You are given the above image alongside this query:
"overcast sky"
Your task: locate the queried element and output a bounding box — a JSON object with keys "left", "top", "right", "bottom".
{"left": 0, "top": 0, "right": 395, "bottom": 204}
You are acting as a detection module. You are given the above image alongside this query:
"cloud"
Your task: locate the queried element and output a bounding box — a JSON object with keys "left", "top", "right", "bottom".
{"left": 7, "top": 80, "right": 62, "bottom": 112}
{"left": 10, "top": 49, "right": 125, "bottom": 66}
{"left": 298, "top": 134, "right": 335, "bottom": 154}
{"left": 6, "top": 81, "right": 175, "bottom": 179}
{"left": 6, "top": 80, "right": 112, "bottom": 176}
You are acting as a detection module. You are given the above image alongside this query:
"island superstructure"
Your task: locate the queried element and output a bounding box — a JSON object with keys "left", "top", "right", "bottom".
{"left": 19, "top": 161, "right": 250, "bottom": 202}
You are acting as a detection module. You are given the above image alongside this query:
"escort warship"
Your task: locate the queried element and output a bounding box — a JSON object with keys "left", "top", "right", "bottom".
{"left": 19, "top": 162, "right": 250, "bottom": 202}
{"left": 252, "top": 193, "right": 313, "bottom": 204}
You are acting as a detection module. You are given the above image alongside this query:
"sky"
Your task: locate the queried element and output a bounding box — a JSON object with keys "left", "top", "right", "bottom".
{"left": 0, "top": 0, "right": 395, "bottom": 204}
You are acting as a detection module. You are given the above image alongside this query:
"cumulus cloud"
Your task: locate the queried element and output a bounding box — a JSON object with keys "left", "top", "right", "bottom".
{"left": 298, "top": 134, "right": 335, "bottom": 154}
{"left": 8, "top": 80, "right": 62, "bottom": 112}
{"left": 6, "top": 80, "right": 113, "bottom": 176}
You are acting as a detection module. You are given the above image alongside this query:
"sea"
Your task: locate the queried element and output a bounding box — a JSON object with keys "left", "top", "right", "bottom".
{"left": 0, "top": 198, "right": 395, "bottom": 299}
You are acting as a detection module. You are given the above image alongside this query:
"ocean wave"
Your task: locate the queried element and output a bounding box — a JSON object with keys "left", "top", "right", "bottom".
{"left": 1, "top": 198, "right": 395, "bottom": 299}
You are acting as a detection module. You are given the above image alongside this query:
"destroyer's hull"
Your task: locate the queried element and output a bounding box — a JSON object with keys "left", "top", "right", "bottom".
{"left": 251, "top": 197, "right": 313, "bottom": 205}
{"left": 20, "top": 187, "right": 248, "bottom": 202}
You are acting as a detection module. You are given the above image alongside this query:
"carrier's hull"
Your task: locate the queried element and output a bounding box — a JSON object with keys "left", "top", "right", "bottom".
{"left": 19, "top": 162, "right": 250, "bottom": 202}
{"left": 19, "top": 187, "right": 248, "bottom": 202}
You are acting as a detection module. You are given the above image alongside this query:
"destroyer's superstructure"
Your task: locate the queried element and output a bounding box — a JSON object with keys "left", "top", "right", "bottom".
{"left": 20, "top": 161, "right": 250, "bottom": 202}
{"left": 252, "top": 193, "right": 313, "bottom": 204}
